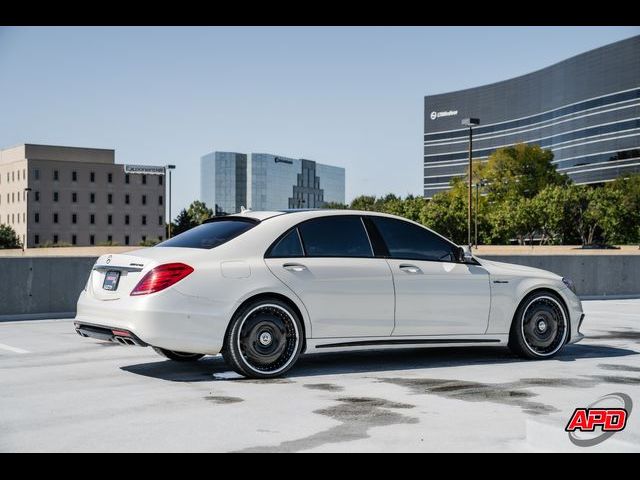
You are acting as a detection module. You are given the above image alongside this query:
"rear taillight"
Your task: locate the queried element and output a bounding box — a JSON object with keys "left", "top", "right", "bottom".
{"left": 130, "top": 263, "right": 194, "bottom": 296}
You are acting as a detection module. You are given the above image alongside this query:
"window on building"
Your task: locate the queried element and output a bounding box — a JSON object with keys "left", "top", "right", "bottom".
{"left": 72, "top": 192, "right": 77, "bottom": 203}
{"left": 298, "top": 216, "right": 373, "bottom": 258}
{"left": 11, "top": 213, "right": 14, "bottom": 224}
{"left": 90, "top": 214, "right": 95, "bottom": 224}
{"left": 72, "top": 235, "right": 77, "bottom": 245}
{"left": 142, "top": 215, "right": 147, "bottom": 225}
{"left": 158, "top": 236, "right": 163, "bottom": 241}
{"left": 125, "top": 235, "right": 130, "bottom": 245}
{"left": 141, "top": 235, "right": 147, "bottom": 242}
{"left": 17, "top": 170, "right": 20, "bottom": 181}
{"left": 72, "top": 171, "right": 77, "bottom": 182}
{"left": 53, "top": 213, "right": 59, "bottom": 224}
{"left": 17, "top": 214, "right": 20, "bottom": 224}
{"left": 159, "top": 195, "right": 163, "bottom": 206}
{"left": 108, "top": 193, "right": 113, "bottom": 204}
{"left": 34, "top": 169, "right": 40, "bottom": 180}
{"left": 11, "top": 192, "right": 14, "bottom": 203}
{"left": 125, "top": 194, "right": 130, "bottom": 204}
{"left": 125, "top": 174, "right": 130, "bottom": 184}
{"left": 53, "top": 170, "right": 59, "bottom": 181}
{"left": 125, "top": 214, "right": 130, "bottom": 225}
{"left": 159, "top": 176, "right": 163, "bottom": 186}
{"left": 90, "top": 234, "right": 95, "bottom": 245}
{"left": 90, "top": 172, "right": 95, "bottom": 183}
{"left": 35, "top": 213, "right": 39, "bottom": 223}
{"left": 108, "top": 173, "right": 113, "bottom": 183}
{"left": 72, "top": 213, "right": 77, "bottom": 224}
{"left": 35, "top": 234, "right": 40, "bottom": 245}
{"left": 90, "top": 193, "right": 95, "bottom": 203}
{"left": 53, "top": 234, "right": 59, "bottom": 244}
{"left": 142, "top": 194, "right": 147, "bottom": 205}
{"left": 108, "top": 214, "right": 112, "bottom": 225}
{"left": 12, "top": 171, "right": 15, "bottom": 181}
{"left": 23, "top": 212, "right": 25, "bottom": 223}
{"left": 53, "top": 192, "right": 59, "bottom": 202}
{"left": 107, "top": 235, "right": 113, "bottom": 243}
{"left": 23, "top": 168, "right": 25, "bottom": 179}
{"left": 35, "top": 191, "right": 40, "bottom": 202}
{"left": 142, "top": 175, "right": 147, "bottom": 185}
{"left": 158, "top": 215, "right": 163, "bottom": 226}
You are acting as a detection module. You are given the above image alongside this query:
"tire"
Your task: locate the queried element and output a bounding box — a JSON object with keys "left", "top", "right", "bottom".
{"left": 508, "top": 290, "right": 569, "bottom": 359}
{"left": 153, "top": 347, "right": 205, "bottom": 362}
{"left": 222, "top": 298, "right": 303, "bottom": 379}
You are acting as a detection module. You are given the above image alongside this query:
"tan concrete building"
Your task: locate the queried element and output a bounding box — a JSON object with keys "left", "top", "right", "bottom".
{"left": 0, "top": 144, "right": 166, "bottom": 248}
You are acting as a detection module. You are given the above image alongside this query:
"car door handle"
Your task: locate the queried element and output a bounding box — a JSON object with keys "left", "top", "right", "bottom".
{"left": 399, "top": 264, "right": 422, "bottom": 274}
{"left": 283, "top": 263, "right": 307, "bottom": 272}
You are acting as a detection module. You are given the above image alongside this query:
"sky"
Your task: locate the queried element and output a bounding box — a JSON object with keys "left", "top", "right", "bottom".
{"left": 0, "top": 26, "right": 638, "bottom": 215}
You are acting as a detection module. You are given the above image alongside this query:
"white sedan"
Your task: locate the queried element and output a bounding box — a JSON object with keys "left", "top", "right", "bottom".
{"left": 75, "top": 209, "right": 585, "bottom": 378}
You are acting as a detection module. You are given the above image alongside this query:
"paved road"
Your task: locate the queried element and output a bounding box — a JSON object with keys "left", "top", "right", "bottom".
{"left": 1, "top": 299, "right": 639, "bottom": 452}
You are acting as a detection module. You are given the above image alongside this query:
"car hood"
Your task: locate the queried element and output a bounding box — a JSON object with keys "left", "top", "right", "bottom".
{"left": 476, "top": 257, "right": 562, "bottom": 281}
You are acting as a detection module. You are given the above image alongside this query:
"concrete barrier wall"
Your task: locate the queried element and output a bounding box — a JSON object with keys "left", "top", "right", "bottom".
{"left": 0, "top": 257, "right": 97, "bottom": 318}
{"left": 482, "top": 255, "right": 640, "bottom": 298}
{"left": 0, "top": 255, "right": 639, "bottom": 319}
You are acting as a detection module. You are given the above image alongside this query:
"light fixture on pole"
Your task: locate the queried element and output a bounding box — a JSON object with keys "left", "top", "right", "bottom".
{"left": 166, "top": 165, "right": 176, "bottom": 238}
{"left": 462, "top": 117, "right": 480, "bottom": 248}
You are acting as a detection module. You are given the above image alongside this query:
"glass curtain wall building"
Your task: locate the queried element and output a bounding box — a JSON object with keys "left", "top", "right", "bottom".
{"left": 423, "top": 35, "right": 640, "bottom": 197}
{"left": 201, "top": 151, "right": 345, "bottom": 214}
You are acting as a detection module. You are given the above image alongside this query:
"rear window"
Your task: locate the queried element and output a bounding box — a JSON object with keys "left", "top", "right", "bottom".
{"left": 157, "top": 219, "right": 257, "bottom": 249}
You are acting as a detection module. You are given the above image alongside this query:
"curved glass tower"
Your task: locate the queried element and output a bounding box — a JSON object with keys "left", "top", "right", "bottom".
{"left": 423, "top": 35, "right": 640, "bottom": 197}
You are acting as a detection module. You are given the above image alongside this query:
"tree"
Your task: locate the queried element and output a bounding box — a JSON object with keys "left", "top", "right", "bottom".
{"left": 323, "top": 201, "right": 348, "bottom": 209}
{"left": 187, "top": 200, "right": 214, "bottom": 225}
{"left": 420, "top": 178, "right": 468, "bottom": 244}
{"left": 479, "top": 143, "right": 570, "bottom": 202}
{"left": 0, "top": 224, "right": 21, "bottom": 249}
{"left": 171, "top": 201, "right": 214, "bottom": 236}
{"left": 606, "top": 174, "right": 640, "bottom": 244}
{"left": 349, "top": 195, "right": 378, "bottom": 211}
{"left": 172, "top": 209, "right": 197, "bottom": 236}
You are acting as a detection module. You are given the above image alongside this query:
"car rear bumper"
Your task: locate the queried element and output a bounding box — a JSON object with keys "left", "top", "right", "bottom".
{"left": 75, "top": 322, "right": 148, "bottom": 346}
{"left": 75, "top": 288, "right": 230, "bottom": 355}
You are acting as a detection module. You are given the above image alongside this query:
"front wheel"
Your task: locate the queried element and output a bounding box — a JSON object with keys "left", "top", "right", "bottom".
{"left": 222, "top": 299, "right": 303, "bottom": 379}
{"left": 153, "top": 347, "right": 205, "bottom": 362}
{"left": 509, "top": 291, "right": 569, "bottom": 359}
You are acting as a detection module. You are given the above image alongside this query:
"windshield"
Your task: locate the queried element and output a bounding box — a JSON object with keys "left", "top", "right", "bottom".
{"left": 157, "top": 219, "right": 257, "bottom": 249}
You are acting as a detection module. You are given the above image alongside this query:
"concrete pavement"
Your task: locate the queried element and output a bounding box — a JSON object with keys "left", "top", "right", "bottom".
{"left": 1, "top": 299, "right": 639, "bottom": 452}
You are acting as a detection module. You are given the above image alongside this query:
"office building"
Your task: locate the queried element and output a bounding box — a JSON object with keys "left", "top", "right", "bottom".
{"left": 0, "top": 144, "right": 166, "bottom": 248}
{"left": 423, "top": 35, "right": 640, "bottom": 197}
{"left": 200, "top": 151, "right": 345, "bottom": 214}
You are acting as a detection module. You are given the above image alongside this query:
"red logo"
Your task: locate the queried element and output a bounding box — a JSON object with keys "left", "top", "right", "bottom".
{"left": 566, "top": 408, "right": 628, "bottom": 432}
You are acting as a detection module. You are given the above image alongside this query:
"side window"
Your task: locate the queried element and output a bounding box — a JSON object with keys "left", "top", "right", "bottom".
{"left": 298, "top": 216, "right": 373, "bottom": 258}
{"left": 267, "top": 228, "right": 304, "bottom": 258}
{"left": 370, "top": 216, "right": 456, "bottom": 262}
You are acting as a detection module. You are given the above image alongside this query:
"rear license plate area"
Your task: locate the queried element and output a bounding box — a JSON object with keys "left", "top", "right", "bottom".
{"left": 103, "top": 270, "right": 121, "bottom": 291}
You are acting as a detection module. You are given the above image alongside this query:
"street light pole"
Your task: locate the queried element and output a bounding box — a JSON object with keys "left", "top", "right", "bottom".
{"left": 166, "top": 165, "right": 176, "bottom": 238}
{"left": 462, "top": 118, "right": 480, "bottom": 249}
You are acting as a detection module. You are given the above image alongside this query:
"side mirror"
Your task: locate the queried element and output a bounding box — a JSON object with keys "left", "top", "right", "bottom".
{"left": 456, "top": 245, "right": 474, "bottom": 263}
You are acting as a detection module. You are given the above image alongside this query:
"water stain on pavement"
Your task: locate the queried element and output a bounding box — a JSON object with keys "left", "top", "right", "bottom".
{"left": 204, "top": 395, "right": 244, "bottom": 404}
{"left": 236, "top": 396, "right": 417, "bottom": 452}
{"left": 303, "top": 383, "right": 344, "bottom": 392}
{"left": 598, "top": 363, "right": 640, "bottom": 372}
{"left": 588, "top": 330, "right": 640, "bottom": 341}
{"left": 376, "top": 376, "right": 607, "bottom": 416}
{"left": 588, "top": 375, "right": 640, "bottom": 385}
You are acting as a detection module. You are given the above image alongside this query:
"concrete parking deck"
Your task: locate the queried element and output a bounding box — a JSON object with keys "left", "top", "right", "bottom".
{"left": 0, "top": 299, "right": 638, "bottom": 452}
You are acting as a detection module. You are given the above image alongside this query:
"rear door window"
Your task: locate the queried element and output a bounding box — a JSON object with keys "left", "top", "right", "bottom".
{"left": 298, "top": 216, "right": 373, "bottom": 257}
{"left": 267, "top": 228, "right": 304, "bottom": 257}
{"left": 157, "top": 219, "right": 257, "bottom": 249}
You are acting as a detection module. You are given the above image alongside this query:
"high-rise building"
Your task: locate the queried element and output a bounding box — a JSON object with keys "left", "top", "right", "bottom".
{"left": 200, "top": 151, "right": 345, "bottom": 214}
{"left": 423, "top": 35, "right": 640, "bottom": 197}
{"left": 0, "top": 144, "right": 166, "bottom": 248}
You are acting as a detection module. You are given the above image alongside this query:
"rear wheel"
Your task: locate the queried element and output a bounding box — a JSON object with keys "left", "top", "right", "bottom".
{"left": 222, "top": 298, "right": 303, "bottom": 379}
{"left": 509, "top": 291, "right": 569, "bottom": 359}
{"left": 153, "top": 347, "right": 205, "bottom": 362}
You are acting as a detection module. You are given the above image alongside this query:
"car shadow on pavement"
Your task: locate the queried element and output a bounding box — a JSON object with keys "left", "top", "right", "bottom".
{"left": 120, "top": 343, "right": 637, "bottom": 382}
